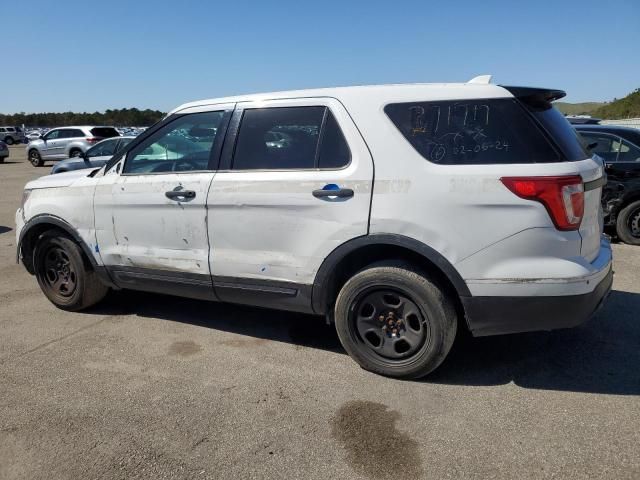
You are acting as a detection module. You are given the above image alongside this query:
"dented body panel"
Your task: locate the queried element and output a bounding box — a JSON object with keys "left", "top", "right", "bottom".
{"left": 15, "top": 81, "right": 612, "bottom": 338}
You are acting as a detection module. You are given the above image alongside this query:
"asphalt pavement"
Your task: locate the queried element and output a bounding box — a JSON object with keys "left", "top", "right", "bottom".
{"left": 1, "top": 145, "right": 638, "bottom": 479}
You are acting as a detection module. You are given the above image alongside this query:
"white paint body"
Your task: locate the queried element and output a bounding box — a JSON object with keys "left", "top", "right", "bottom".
{"left": 16, "top": 81, "right": 611, "bottom": 301}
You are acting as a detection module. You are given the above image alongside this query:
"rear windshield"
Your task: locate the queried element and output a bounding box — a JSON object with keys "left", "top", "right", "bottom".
{"left": 385, "top": 98, "right": 565, "bottom": 165}
{"left": 90, "top": 127, "right": 120, "bottom": 138}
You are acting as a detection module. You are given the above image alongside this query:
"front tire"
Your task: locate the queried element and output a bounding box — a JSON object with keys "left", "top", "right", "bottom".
{"left": 34, "top": 232, "right": 108, "bottom": 311}
{"left": 334, "top": 261, "right": 457, "bottom": 379}
{"left": 29, "top": 149, "right": 43, "bottom": 167}
{"left": 4, "top": 136, "right": 14, "bottom": 145}
{"left": 616, "top": 200, "right": 640, "bottom": 246}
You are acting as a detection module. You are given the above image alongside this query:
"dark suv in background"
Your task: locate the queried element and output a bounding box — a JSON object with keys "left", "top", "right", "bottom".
{"left": 575, "top": 124, "right": 640, "bottom": 245}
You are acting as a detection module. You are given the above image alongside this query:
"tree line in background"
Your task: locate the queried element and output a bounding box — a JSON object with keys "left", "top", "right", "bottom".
{"left": 0, "top": 108, "right": 165, "bottom": 127}
{"left": 591, "top": 88, "right": 640, "bottom": 119}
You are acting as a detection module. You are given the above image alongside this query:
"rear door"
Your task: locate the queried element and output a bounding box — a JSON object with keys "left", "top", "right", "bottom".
{"left": 613, "top": 137, "right": 640, "bottom": 179}
{"left": 207, "top": 98, "right": 373, "bottom": 303}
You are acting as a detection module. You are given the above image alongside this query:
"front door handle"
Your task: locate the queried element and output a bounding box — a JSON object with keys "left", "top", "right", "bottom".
{"left": 165, "top": 189, "right": 196, "bottom": 201}
{"left": 312, "top": 185, "right": 354, "bottom": 199}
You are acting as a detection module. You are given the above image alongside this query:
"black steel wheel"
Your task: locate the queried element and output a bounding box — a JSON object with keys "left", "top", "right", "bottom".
{"left": 29, "top": 149, "right": 43, "bottom": 167}
{"left": 616, "top": 200, "right": 640, "bottom": 246}
{"left": 34, "top": 232, "right": 108, "bottom": 310}
{"left": 352, "top": 288, "right": 430, "bottom": 360}
{"left": 42, "top": 246, "right": 78, "bottom": 298}
{"left": 334, "top": 260, "right": 457, "bottom": 379}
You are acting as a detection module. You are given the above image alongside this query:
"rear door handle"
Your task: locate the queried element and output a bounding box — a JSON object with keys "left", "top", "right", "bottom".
{"left": 312, "top": 185, "right": 354, "bottom": 199}
{"left": 165, "top": 189, "right": 196, "bottom": 201}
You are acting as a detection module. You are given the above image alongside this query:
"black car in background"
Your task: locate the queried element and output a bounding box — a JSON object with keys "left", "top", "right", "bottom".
{"left": 575, "top": 125, "right": 640, "bottom": 245}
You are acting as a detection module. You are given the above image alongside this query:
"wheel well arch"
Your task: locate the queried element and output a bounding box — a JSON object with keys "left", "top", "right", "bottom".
{"left": 621, "top": 189, "right": 640, "bottom": 210}
{"left": 311, "top": 234, "right": 470, "bottom": 324}
{"left": 18, "top": 215, "right": 97, "bottom": 274}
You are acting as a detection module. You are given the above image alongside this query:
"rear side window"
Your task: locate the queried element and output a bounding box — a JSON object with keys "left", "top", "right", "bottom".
{"left": 90, "top": 127, "right": 120, "bottom": 138}
{"left": 385, "top": 98, "right": 561, "bottom": 165}
{"left": 232, "top": 107, "right": 350, "bottom": 170}
{"left": 68, "top": 129, "right": 85, "bottom": 138}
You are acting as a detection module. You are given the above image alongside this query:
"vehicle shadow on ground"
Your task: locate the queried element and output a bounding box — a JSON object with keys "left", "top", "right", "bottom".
{"left": 0, "top": 161, "right": 21, "bottom": 165}
{"left": 428, "top": 290, "right": 640, "bottom": 395}
{"left": 89, "top": 289, "right": 639, "bottom": 395}
{"left": 0, "top": 226, "right": 13, "bottom": 234}
{"left": 90, "top": 290, "right": 345, "bottom": 353}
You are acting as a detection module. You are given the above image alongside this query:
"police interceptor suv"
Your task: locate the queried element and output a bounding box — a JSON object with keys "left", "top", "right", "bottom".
{"left": 16, "top": 76, "right": 612, "bottom": 379}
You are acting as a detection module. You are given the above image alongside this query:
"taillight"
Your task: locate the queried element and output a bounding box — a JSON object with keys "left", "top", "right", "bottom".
{"left": 500, "top": 175, "right": 584, "bottom": 231}
{"left": 86, "top": 137, "right": 100, "bottom": 143}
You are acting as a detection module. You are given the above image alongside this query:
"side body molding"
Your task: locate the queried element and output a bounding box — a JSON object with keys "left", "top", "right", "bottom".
{"left": 311, "top": 234, "right": 471, "bottom": 315}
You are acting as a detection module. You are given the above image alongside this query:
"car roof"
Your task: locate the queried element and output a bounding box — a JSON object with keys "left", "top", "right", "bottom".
{"left": 574, "top": 124, "right": 640, "bottom": 136}
{"left": 49, "top": 125, "right": 117, "bottom": 130}
{"left": 575, "top": 124, "right": 640, "bottom": 145}
{"left": 168, "top": 77, "right": 518, "bottom": 115}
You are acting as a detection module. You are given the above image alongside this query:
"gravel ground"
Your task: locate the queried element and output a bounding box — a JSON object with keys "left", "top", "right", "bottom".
{"left": 1, "top": 145, "right": 638, "bottom": 479}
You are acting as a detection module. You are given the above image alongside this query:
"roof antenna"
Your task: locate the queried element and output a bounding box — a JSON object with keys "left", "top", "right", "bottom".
{"left": 467, "top": 75, "right": 493, "bottom": 85}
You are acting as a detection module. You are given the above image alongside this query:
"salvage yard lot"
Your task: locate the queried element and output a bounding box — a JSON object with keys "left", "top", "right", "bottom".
{"left": 0, "top": 145, "right": 638, "bottom": 479}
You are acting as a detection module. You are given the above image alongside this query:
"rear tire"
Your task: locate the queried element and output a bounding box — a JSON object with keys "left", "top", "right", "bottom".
{"left": 29, "top": 149, "right": 43, "bottom": 167}
{"left": 34, "top": 232, "right": 109, "bottom": 311}
{"left": 616, "top": 200, "right": 640, "bottom": 246}
{"left": 69, "top": 149, "right": 82, "bottom": 158}
{"left": 334, "top": 261, "right": 457, "bottom": 379}
{"left": 0, "top": 157, "right": 5, "bottom": 164}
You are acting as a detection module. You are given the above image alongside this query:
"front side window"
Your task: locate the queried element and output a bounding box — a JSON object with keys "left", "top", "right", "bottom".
{"left": 232, "top": 107, "right": 350, "bottom": 170}
{"left": 87, "top": 138, "right": 119, "bottom": 158}
{"left": 385, "top": 98, "right": 561, "bottom": 165}
{"left": 124, "top": 111, "right": 224, "bottom": 174}
{"left": 117, "top": 137, "right": 134, "bottom": 151}
{"left": 45, "top": 130, "right": 60, "bottom": 140}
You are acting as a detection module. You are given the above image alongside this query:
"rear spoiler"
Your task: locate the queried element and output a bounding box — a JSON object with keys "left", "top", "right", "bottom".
{"left": 501, "top": 85, "right": 566, "bottom": 103}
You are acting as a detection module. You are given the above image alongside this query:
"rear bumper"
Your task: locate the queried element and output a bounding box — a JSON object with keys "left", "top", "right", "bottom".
{"left": 463, "top": 266, "right": 613, "bottom": 337}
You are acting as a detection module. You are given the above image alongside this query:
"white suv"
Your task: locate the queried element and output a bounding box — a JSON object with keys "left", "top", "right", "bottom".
{"left": 26, "top": 126, "right": 120, "bottom": 167}
{"left": 15, "top": 76, "right": 612, "bottom": 378}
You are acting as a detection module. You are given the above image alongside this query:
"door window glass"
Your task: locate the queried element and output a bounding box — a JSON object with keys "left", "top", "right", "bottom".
{"left": 45, "top": 130, "right": 60, "bottom": 140}
{"left": 124, "top": 111, "right": 224, "bottom": 174}
{"left": 618, "top": 139, "right": 640, "bottom": 162}
{"left": 579, "top": 132, "right": 620, "bottom": 162}
{"left": 318, "top": 111, "right": 350, "bottom": 169}
{"left": 86, "top": 138, "right": 119, "bottom": 158}
{"left": 232, "top": 106, "right": 349, "bottom": 170}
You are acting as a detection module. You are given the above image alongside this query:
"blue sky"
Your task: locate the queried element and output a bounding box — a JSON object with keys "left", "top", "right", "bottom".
{"left": 2, "top": 0, "right": 638, "bottom": 113}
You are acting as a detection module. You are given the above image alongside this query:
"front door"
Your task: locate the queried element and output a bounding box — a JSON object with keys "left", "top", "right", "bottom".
{"left": 41, "top": 129, "right": 64, "bottom": 158}
{"left": 207, "top": 98, "right": 374, "bottom": 310}
{"left": 93, "top": 106, "right": 233, "bottom": 300}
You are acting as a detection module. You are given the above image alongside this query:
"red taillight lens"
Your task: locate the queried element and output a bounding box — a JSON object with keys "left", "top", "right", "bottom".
{"left": 500, "top": 175, "right": 584, "bottom": 231}
{"left": 86, "top": 137, "right": 100, "bottom": 143}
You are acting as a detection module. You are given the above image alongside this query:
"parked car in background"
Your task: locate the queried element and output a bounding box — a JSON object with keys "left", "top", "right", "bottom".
{"left": 575, "top": 124, "right": 640, "bottom": 245}
{"left": 26, "top": 126, "right": 120, "bottom": 167}
{"left": 51, "top": 136, "right": 134, "bottom": 174}
{"left": 0, "top": 126, "right": 25, "bottom": 145}
{"left": 0, "top": 141, "right": 8, "bottom": 163}
{"left": 26, "top": 131, "right": 42, "bottom": 141}
{"left": 16, "top": 78, "right": 612, "bottom": 379}
{"left": 567, "top": 116, "right": 601, "bottom": 125}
